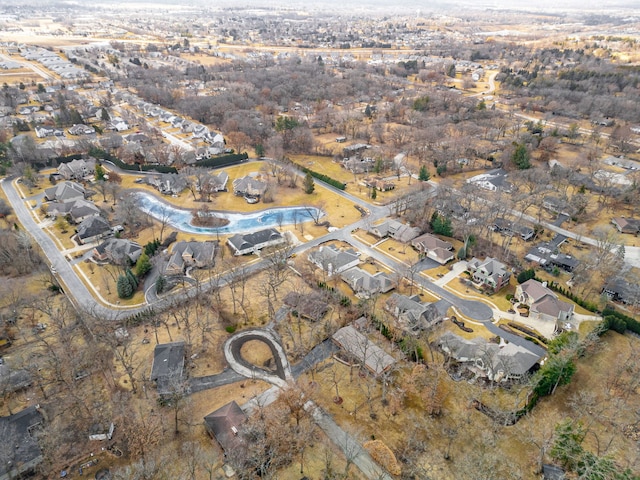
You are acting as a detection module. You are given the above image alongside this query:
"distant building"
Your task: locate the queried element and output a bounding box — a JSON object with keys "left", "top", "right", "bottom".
{"left": 68, "top": 124, "right": 95, "bottom": 135}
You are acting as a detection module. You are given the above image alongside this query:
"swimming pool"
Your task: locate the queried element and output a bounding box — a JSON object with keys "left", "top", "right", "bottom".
{"left": 133, "top": 192, "right": 323, "bottom": 234}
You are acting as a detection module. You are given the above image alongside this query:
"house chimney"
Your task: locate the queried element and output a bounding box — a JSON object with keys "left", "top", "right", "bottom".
{"left": 542, "top": 281, "right": 547, "bottom": 288}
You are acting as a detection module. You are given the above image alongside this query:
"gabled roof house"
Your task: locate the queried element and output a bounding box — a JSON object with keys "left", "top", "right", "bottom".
{"left": 308, "top": 245, "right": 360, "bottom": 276}
{"left": 227, "top": 228, "right": 285, "bottom": 256}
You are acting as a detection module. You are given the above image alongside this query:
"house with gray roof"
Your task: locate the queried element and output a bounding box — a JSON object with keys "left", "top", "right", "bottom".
{"left": 332, "top": 323, "right": 396, "bottom": 376}
{"left": 385, "top": 293, "right": 442, "bottom": 332}
{"left": 204, "top": 401, "right": 247, "bottom": 453}
{"left": 57, "top": 158, "right": 95, "bottom": 181}
{"left": 164, "top": 241, "right": 217, "bottom": 276}
{"left": 341, "top": 267, "right": 394, "bottom": 298}
{"left": 47, "top": 198, "right": 101, "bottom": 224}
{"left": 148, "top": 173, "right": 187, "bottom": 196}
{"left": 308, "top": 244, "right": 360, "bottom": 276}
{"left": 93, "top": 238, "right": 142, "bottom": 265}
{"left": 525, "top": 238, "right": 579, "bottom": 273}
{"left": 603, "top": 277, "right": 639, "bottom": 305}
{"left": 0, "top": 406, "right": 44, "bottom": 480}
{"left": 612, "top": 217, "right": 640, "bottom": 234}
{"left": 467, "top": 257, "right": 511, "bottom": 292}
{"left": 411, "top": 233, "right": 455, "bottom": 265}
{"left": 150, "top": 341, "right": 186, "bottom": 395}
{"left": 466, "top": 168, "right": 512, "bottom": 193}
{"left": 515, "top": 279, "right": 573, "bottom": 326}
{"left": 283, "top": 291, "right": 329, "bottom": 321}
{"left": 44, "top": 181, "right": 85, "bottom": 203}
{"left": 0, "top": 363, "right": 32, "bottom": 395}
{"left": 68, "top": 124, "right": 95, "bottom": 136}
{"left": 232, "top": 175, "right": 267, "bottom": 198}
{"left": 76, "top": 215, "right": 112, "bottom": 244}
{"left": 368, "top": 219, "right": 420, "bottom": 243}
{"left": 439, "top": 331, "right": 541, "bottom": 382}
{"left": 227, "top": 228, "right": 285, "bottom": 256}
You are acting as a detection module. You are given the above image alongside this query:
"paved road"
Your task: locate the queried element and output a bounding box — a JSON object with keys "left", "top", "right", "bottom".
{"left": 1, "top": 177, "right": 127, "bottom": 320}
{"left": 224, "top": 329, "right": 292, "bottom": 386}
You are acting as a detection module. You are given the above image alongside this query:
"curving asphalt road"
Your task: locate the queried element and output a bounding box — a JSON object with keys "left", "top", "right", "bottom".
{"left": 223, "top": 328, "right": 293, "bottom": 387}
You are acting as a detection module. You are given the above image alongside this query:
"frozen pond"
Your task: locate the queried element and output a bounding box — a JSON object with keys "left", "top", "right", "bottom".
{"left": 133, "top": 192, "right": 322, "bottom": 235}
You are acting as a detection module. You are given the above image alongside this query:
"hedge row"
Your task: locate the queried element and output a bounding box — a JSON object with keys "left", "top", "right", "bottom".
{"left": 536, "top": 278, "right": 599, "bottom": 313}
{"left": 602, "top": 307, "right": 640, "bottom": 335}
{"left": 295, "top": 164, "right": 346, "bottom": 190}
{"left": 195, "top": 152, "right": 248, "bottom": 168}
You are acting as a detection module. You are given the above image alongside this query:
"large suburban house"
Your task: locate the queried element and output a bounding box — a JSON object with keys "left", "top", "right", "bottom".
{"left": 93, "top": 238, "right": 142, "bottom": 265}
{"left": 0, "top": 406, "right": 44, "bottom": 480}
{"left": 57, "top": 158, "right": 95, "bottom": 181}
{"left": 204, "top": 401, "right": 247, "bottom": 453}
{"left": 384, "top": 293, "right": 442, "bottom": 333}
{"left": 150, "top": 341, "right": 186, "bottom": 396}
{"left": 47, "top": 198, "right": 101, "bottom": 224}
{"left": 612, "top": 217, "right": 640, "bottom": 234}
{"left": 76, "top": 215, "right": 112, "bottom": 244}
{"left": 466, "top": 168, "right": 512, "bottom": 193}
{"left": 44, "top": 181, "right": 85, "bottom": 203}
{"left": 164, "top": 241, "right": 217, "bottom": 276}
{"left": 493, "top": 217, "right": 535, "bottom": 241}
{"left": 411, "top": 233, "right": 455, "bottom": 265}
{"left": 368, "top": 219, "right": 420, "bottom": 243}
{"left": 439, "top": 331, "right": 542, "bottom": 382}
{"left": 232, "top": 175, "right": 267, "bottom": 198}
{"left": 35, "top": 125, "right": 64, "bottom": 138}
{"left": 341, "top": 267, "right": 394, "bottom": 298}
{"left": 148, "top": 173, "right": 187, "bottom": 196}
{"left": 68, "top": 124, "right": 95, "bottom": 135}
{"left": 524, "top": 234, "right": 579, "bottom": 273}
{"left": 332, "top": 322, "right": 396, "bottom": 376}
{"left": 515, "top": 279, "right": 574, "bottom": 325}
{"left": 467, "top": 257, "right": 511, "bottom": 292}
{"left": 308, "top": 244, "right": 360, "bottom": 277}
{"left": 282, "top": 291, "right": 329, "bottom": 321}
{"left": 227, "top": 228, "right": 285, "bottom": 256}
{"left": 208, "top": 171, "right": 230, "bottom": 192}
{"left": 603, "top": 277, "right": 639, "bottom": 305}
